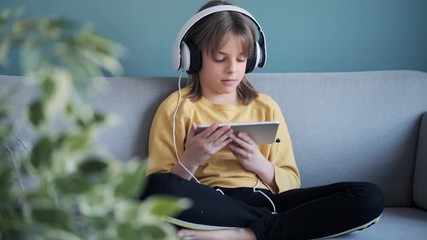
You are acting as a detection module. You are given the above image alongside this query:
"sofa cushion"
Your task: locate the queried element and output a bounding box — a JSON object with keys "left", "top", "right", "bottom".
{"left": 332, "top": 207, "right": 427, "bottom": 240}
{"left": 414, "top": 113, "right": 427, "bottom": 210}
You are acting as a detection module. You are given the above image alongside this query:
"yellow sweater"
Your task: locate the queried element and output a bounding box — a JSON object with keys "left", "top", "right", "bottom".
{"left": 147, "top": 86, "right": 301, "bottom": 193}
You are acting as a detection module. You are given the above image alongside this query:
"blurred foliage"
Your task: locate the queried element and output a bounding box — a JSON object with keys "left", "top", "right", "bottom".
{"left": 0, "top": 7, "right": 188, "bottom": 240}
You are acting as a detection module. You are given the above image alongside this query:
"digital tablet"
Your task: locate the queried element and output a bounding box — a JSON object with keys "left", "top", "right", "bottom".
{"left": 196, "top": 121, "right": 280, "bottom": 144}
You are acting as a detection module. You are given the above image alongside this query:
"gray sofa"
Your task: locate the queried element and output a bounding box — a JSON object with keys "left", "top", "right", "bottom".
{"left": 2, "top": 70, "right": 427, "bottom": 239}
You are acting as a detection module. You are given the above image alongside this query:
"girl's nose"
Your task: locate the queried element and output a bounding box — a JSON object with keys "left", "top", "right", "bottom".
{"left": 226, "top": 60, "right": 237, "bottom": 73}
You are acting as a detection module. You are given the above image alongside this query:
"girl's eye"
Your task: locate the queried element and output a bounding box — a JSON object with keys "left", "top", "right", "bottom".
{"left": 214, "top": 58, "right": 225, "bottom": 63}
{"left": 214, "top": 58, "right": 246, "bottom": 63}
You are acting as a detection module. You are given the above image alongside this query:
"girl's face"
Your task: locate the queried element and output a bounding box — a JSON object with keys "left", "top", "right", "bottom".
{"left": 198, "top": 33, "right": 247, "bottom": 105}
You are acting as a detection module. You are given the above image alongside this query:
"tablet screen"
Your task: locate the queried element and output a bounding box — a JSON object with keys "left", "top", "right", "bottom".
{"left": 196, "top": 121, "right": 279, "bottom": 144}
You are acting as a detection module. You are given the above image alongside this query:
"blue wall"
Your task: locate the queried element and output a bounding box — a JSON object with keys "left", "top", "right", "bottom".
{"left": 2, "top": 0, "right": 427, "bottom": 77}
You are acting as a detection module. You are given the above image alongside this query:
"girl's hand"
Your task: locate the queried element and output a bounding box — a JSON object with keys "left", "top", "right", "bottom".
{"left": 227, "top": 132, "right": 266, "bottom": 173}
{"left": 228, "top": 132, "right": 278, "bottom": 192}
{"left": 180, "top": 122, "right": 233, "bottom": 168}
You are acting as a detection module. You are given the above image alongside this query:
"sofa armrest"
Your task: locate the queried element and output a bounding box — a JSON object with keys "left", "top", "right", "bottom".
{"left": 414, "top": 112, "right": 427, "bottom": 210}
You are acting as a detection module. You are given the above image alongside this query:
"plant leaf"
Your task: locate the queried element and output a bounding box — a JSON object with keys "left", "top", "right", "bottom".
{"left": 41, "top": 76, "right": 55, "bottom": 101}
{"left": 30, "top": 136, "right": 54, "bottom": 168}
{"left": 43, "top": 229, "right": 82, "bottom": 240}
{"left": 28, "top": 100, "right": 45, "bottom": 127}
{"left": 79, "top": 186, "right": 112, "bottom": 217}
{"left": 0, "top": 167, "right": 12, "bottom": 201}
{"left": 78, "top": 157, "right": 108, "bottom": 174}
{"left": 55, "top": 173, "right": 92, "bottom": 194}
{"left": 114, "top": 163, "right": 146, "bottom": 199}
{"left": 0, "top": 38, "right": 10, "bottom": 64}
{"left": 32, "top": 206, "right": 72, "bottom": 231}
{"left": 143, "top": 196, "right": 190, "bottom": 218}
{"left": 66, "top": 131, "right": 91, "bottom": 152}
{"left": 139, "top": 224, "right": 169, "bottom": 240}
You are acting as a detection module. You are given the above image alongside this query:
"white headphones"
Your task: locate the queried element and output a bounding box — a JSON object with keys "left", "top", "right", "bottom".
{"left": 172, "top": 5, "right": 267, "bottom": 74}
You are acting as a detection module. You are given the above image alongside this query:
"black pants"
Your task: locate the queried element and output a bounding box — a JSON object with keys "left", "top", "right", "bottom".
{"left": 140, "top": 173, "right": 384, "bottom": 240}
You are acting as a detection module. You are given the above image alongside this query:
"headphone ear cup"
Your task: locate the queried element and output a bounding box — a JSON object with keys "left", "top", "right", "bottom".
{"left": 245, "top": 42, "right": 261, "bottom": 73}
{"left": 180, "top": 41, "right": 191, "bottom": 72}
{"left": 182, "top": 39, "right": 202, "bottom": 74}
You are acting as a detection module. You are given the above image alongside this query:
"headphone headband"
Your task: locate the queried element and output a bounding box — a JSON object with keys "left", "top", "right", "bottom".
{"left": 172, "top": 5, "right": 267, "bottom": 71}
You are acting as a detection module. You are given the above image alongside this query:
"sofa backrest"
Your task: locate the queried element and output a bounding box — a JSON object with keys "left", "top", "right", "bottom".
{"left": 0, "top": 75, "right": 183, "bottom": 163}
{"left": 91, "top": 77, "right": 185, "bottom": 160}
{"left": 2, "top": 70, "right": 427, "bottom": 207}
{"left": 248, "top": 71, "right": 427, "bottom": 207}
{"left": 79, "top": 70, "right": 427, "bottom": 207}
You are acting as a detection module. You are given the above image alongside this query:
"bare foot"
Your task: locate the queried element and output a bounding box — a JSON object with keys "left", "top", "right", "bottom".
{"left": 178, "top": 227, "right": 256, "bottom": 240}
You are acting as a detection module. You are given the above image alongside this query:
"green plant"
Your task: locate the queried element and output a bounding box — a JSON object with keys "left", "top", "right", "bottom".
{"left": 0, "top": 8, "right": 188, "bottom": 240}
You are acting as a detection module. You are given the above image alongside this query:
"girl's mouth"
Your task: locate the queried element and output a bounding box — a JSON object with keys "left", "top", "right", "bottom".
{"left": 221, "top": 79, "right": 237, "bottom": 85}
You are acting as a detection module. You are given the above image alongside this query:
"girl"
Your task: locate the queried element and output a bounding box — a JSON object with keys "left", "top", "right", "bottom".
{"left": 141, "top": 1, "right": 384, "bottom": 239}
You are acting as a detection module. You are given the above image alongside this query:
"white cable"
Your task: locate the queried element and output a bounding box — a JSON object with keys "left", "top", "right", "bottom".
{"left": 252, "top": 138, "right": 281, "bottom": 214}
{"left": 216, "top": 188, "right": 225, "bottom": 195}
{"left": 171, "top": 73, "right": 225, "bottom": 196}
{"left": 172, "top": 72, "right": 201, "bottom": 183}
{"left": 253, "top": 178, "right": 277, "bottom": 214}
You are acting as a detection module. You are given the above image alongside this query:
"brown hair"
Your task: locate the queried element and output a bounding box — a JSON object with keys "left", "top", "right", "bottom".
{"left": 185, "top": 0, "right": 258, "bottom": 105}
